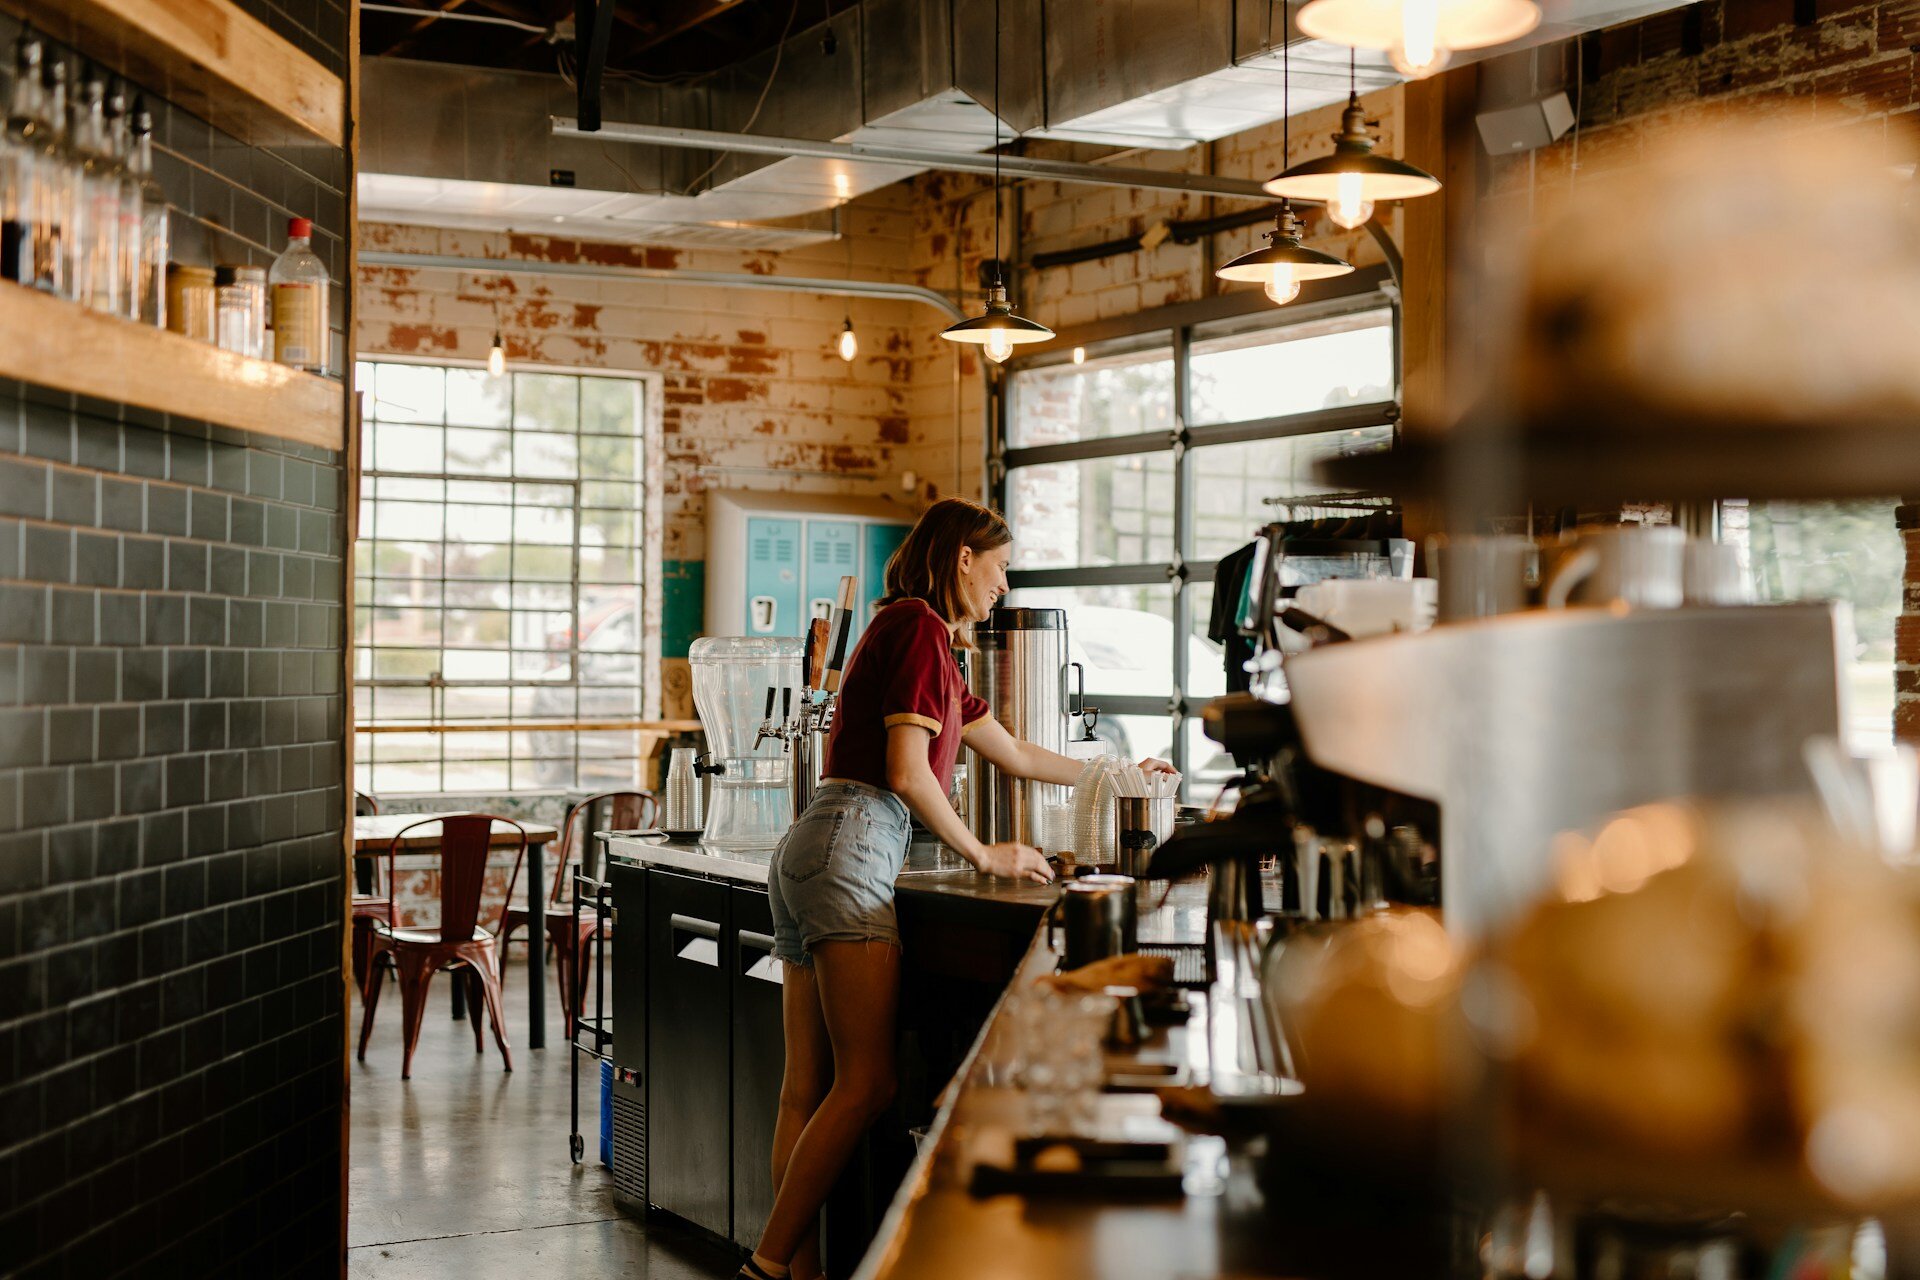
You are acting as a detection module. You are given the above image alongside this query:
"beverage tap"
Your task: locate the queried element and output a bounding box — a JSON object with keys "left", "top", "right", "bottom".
{"left": 752, "top": 685, "right": 780, "bottom": 750}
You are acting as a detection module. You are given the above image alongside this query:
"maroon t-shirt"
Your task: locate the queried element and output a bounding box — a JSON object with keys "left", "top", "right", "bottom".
{"left": 823, "top": 598, "right": 992, "bottom": 794}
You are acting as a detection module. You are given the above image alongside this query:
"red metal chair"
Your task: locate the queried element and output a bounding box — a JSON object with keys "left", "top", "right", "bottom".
{"left": 350, "top": 790, "right": 387, "bottom": 991}
{"left": 499, "top": 790, "right": 654, "bottom": 1038}
{"left": 357, "top": 813, "right": 522, "bottom": 1079}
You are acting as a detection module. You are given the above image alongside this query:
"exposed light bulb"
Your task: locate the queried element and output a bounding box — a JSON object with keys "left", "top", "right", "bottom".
{"left": 1263, "top": 266, "right": 1302, "bottom": 306}
{"left": 1072, "top": 346, "right": 1086, "bottom": 365}
{"left": 836, "top": 320, "right": 858, "bottom": 362}
{"left": 985, "top": 329, "right": 1015, "bottom": 363}
{"left": 1328, "top": 172, "right": 1376, "bottom": 229}
{"left": 1391, "top": 0, "right": 1452, "bottom": 78}
{"left": 487, "top": 332, "right": 506, "bottom": 378}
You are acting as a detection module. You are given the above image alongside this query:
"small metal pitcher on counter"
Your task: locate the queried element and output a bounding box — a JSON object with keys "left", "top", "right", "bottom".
{"left": 1055, "top": 874, "right": 1138, "bottom": 969}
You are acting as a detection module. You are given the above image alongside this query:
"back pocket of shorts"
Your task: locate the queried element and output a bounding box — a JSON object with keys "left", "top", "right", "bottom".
{"left": 778, "top": 806, "right": 850, "bottom": 883}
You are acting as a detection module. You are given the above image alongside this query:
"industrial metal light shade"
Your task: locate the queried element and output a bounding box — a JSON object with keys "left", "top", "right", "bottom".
{"left": 1298, "top": 0, "right": 1542, "bottom": 78}
{"left": 1264, "top": 97, "right": 1441, "bottom": 227}
{"left": 940, "top": 283, "right": 1053, "bottom": 363}
{"left": 1216, "top": 204, "right": 1353, "bottom": 305}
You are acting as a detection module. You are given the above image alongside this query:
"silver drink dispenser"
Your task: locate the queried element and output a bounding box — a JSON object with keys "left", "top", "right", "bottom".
{"left": 965, "top": 608, "right": 1072, "bottom": 847}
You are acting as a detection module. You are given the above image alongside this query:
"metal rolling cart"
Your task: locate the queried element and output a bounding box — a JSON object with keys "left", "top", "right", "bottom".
{"left": 568, "top": 838, "right": 616, "bottom": 1165}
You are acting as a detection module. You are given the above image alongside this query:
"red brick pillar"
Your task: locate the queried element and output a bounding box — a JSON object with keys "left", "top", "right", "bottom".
{"left": 1897, "top": 501, "right": 1920, "bottom": 741}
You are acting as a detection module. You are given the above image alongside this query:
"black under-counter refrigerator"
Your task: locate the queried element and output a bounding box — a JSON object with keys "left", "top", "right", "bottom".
{"left": 607, "top": 862, "right": 784, "bottom": 1252}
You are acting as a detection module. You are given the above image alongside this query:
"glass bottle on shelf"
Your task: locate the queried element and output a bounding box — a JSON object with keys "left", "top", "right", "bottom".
{"left": 269, "top": 216, "right": 328, "bottom": 373}
{"left": 0, "top": 30, "right": 43, "bottom": 286}
{"left": 37, "top": 53, "right": 77, "bottom": 299}
{"left": 128, "top": 97, "right": 166, "bottom": 327}
{"left": 73, "top": 69, "right": 120, "bottom": 314}
{"left": 107, "top": 82, "right": 140, "bottom": 320}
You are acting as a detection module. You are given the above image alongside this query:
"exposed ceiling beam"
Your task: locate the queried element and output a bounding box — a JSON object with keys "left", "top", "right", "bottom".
{"left": 626, "top": 0, "right": 750, "bottom": 51}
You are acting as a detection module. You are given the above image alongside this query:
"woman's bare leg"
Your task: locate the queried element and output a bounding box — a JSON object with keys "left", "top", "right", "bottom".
{"left": 769, "top": 962, "right": 832, "bottom": 1280}
{"left": 752, "top": 939, "right": 902, "bottom": 1269}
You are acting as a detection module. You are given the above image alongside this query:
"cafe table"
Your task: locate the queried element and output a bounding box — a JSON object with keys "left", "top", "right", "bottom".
{"left": 352, "top": 813, "right": 564, "bottom": 1051}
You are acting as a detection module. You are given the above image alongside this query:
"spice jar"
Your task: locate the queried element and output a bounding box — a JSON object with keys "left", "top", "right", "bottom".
{"left": 165, "top": 264, "right": 215, "bottom": 343}
{"left": 214, "top": 267, "right": 253, "bottom": 356}
{"left": 234, "top": 265, "right": 267, "bottom": 358}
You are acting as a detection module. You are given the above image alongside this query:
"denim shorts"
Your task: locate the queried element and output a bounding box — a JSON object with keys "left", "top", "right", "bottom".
{"left": 767, "top": 780, "right": 912, "bottom": 967}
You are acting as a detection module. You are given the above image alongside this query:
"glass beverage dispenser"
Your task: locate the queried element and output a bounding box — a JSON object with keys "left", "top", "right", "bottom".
{"left": 689, "top": 636, "right": 801, "bottom": 851}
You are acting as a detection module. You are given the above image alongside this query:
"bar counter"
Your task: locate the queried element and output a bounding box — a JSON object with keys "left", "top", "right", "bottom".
{"left": 606, "top": 832, "right": 1322, "bottom": 1280}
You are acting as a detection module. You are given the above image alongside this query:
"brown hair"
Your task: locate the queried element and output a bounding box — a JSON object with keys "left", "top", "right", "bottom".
{"left": 881, "top": 497, "right": 1012, "bottom": 641}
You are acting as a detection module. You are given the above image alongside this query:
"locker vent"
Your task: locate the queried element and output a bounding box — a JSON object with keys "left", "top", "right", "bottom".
{"left": 835, "top": 542, "right": 854, "bottom": 565}
{"left": 612, "top": 1084, "right": 647, "bottom": 1207}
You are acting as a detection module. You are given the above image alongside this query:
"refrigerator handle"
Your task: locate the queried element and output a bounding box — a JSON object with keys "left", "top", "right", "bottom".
{"left": 738, "top": 929, "right": 785, "bottom": 985}
{"left": 669, "top": 913, "right": 722, "bottom": 966}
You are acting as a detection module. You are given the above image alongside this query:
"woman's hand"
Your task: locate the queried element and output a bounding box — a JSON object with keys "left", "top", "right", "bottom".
{"left": 977, "top": 840, "right": 1054, "bottom": 883}
{"left": 1138, "top": 757, "right": 1178, "bottom": 776}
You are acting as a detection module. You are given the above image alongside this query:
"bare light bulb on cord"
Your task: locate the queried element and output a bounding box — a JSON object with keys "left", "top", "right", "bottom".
{"left": 487, "top": 331, "right": 506, "bottom": 378}
{"left": 836, "top": 318, "right": 858, "bottom": 362}
{"left": 1263, "top": 268, "right": 1302, "bottom": 305}
{"left": 1390, "top": 0, "right": 1452, "bottom": 77}
{"left": 1328, "top": 173, "right": 1375, "bottom": 230}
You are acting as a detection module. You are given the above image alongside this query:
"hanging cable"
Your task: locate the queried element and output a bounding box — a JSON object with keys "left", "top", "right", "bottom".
{"left": 682, "top": 0, "right": 803, "bottom": 194}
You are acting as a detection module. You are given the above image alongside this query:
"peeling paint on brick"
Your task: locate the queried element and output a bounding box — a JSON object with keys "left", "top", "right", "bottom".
{"left": 379, "top": 323, "right": 459, "bottom": 353}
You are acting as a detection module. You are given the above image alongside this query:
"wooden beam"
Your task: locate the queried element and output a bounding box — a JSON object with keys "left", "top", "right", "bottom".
{"left": 627, "top": 0, "right": 749, "bottom": 51}
{"left": 0, "top": 282, "right": 345, "bottom": 449}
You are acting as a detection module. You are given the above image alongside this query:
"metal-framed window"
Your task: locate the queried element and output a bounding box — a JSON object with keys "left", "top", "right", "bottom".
{"left": 992, "top": 274, "right": 1400, "bottom": 795}
{"left": 1716, "top": 496, "right": 1901, "bottom": 750}
{"left": 352, "top": 359, "right": 651, "bottom": 794}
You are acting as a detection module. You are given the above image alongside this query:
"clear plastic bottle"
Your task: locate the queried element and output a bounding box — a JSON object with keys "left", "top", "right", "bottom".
{"left": 269, "top": 215, "right": 328, "bottom": 372}
{"left": 37, "top": 54, "right": 78, "bottom": 299}
{"left": 0, "top": 31, "right": 43, "bottom": 285}
{"left": 128, "top": 97, "right": 166, "bottom": 327}
{"left": 107, "top": 82, "right": 140, "bottom": 320}
{"left": 73, "top": 70, "right": 120, "bottom": 313}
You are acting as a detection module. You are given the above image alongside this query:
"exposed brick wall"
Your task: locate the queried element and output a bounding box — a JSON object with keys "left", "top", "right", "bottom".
{"left": 355, "top": 207, "right": 934, "bottom": 563}
{"left": 0, "top": 16, "right": 351, "bottom": 1279}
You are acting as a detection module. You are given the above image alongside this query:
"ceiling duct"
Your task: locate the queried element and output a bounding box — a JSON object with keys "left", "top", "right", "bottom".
{"left": 359, "top": 0, "right": 1698, "bottom": 248}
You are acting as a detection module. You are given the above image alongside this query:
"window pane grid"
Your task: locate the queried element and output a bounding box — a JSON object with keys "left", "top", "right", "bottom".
{"left": 1000, "top": 299, "right": 1398, "bottom": 802}
{"left": 354, "top": 359, "right": 646, "bottom": 794}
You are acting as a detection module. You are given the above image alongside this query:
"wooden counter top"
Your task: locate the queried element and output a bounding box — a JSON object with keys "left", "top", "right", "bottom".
{"left": 853, "top": 908, "right": 1235, "bottom": 1280}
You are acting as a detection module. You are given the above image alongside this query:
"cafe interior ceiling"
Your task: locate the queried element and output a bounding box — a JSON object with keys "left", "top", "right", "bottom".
{"left": 357, "top": 0, "right": 1697, "bottom": 251}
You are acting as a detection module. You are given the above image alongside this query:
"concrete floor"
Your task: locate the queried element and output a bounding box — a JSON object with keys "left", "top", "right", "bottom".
{"left": 348, "top": 948, "right": 738, "bottom": 1280}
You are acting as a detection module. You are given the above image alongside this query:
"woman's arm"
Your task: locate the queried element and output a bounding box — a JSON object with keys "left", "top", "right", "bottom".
{"left": 963, "top": 716, "right": 1178, "bottom": 786}
{"left": 885, "top": 724, "right": 1053, "bottom": 883}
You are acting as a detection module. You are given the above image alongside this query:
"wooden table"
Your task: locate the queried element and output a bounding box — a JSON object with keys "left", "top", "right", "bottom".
{"left": 353, "top": 813, "right": 563, "bottom": 1051}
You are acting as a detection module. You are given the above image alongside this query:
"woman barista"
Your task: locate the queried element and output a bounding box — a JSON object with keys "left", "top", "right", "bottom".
{"left": 739, "top": 498, "right": 1173, "bottom": 1280}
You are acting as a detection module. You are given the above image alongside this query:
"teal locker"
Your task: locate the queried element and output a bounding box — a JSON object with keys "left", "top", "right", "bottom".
{"left": 861, "top": 522, "right": 910, "bottom": 634}
{"left": 744, "top": 517, "right": 802, "bottom": 636}
{"left": 805, "top": 520, "right": 860, "bottom": 630}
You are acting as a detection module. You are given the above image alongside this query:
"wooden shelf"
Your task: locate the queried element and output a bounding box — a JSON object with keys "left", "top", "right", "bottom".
{"left": 0, "top": 0, "right": 345, "bottom": 148}
{"left": 0, "top": 283, "right": 344, "bottom": 450}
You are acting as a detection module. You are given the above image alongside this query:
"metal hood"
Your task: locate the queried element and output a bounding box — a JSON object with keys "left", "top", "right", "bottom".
{"left": 359, "top": 0, "right": 1698, "bottom": 246}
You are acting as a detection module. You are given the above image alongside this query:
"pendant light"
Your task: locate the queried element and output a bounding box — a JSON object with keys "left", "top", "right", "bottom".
{"left": 487, "top": 330, "right": 506, "bottom": 378}
{"left": 1298, "top": 0, "right": 1541, "bottom": 79}
{"left": 1217, "top": 205, "right": 1353, "bottom": 304}
{"left": 1218, "top": 0, "right": 1354, "bottom": 305}
{"left": 835, "top": 206, "right": 858, "bottom": 363}
{"left": 940, "top": 0, "right": 1052, "bottom": 363}
{"left": 1264, "top": 49, "right": 1441, "bottom": 228}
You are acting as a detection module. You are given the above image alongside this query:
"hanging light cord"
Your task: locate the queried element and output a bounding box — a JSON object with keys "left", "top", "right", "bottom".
{"left": 993, "top": 0, "right": 1004, "bottom": 292}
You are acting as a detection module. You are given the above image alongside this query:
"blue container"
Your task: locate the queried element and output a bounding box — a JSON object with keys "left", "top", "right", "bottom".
{"left": 599, "top": 1058, "right": 613, "bottom": 1169}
